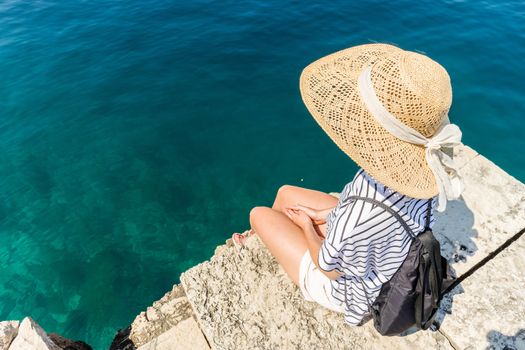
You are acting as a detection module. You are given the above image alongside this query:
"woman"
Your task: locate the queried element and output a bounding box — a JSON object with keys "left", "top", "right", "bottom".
{"left": 232, "top": 43, "right": 463, "bottom": 326}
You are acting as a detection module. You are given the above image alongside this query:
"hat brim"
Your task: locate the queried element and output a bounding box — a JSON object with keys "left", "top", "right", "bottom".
{"left": 299, "top": 43, "right": 439, "bottom": 199}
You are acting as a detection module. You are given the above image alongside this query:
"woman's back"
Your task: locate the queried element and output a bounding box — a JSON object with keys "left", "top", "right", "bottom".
{"left": 319, "top": 168, "right": 437, "bottom": 325}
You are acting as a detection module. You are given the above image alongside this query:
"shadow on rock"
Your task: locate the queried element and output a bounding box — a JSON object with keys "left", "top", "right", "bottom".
{"left": 430, "top": 197, "right": 477, "bottom": 329}
{"left": 486, "top": 328, "right": 525, "bottom": 350}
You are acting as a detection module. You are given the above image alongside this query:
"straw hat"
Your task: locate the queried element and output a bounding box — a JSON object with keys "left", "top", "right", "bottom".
{"left": 300, "top": 43, "right": 455, "bottom": 199}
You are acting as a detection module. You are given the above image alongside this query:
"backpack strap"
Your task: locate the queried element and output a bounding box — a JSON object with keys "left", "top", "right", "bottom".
{"left": 424, "top": 198, "right": 433, "bottom": 230}
{"left": 415, "top": 256, "right": 431, "bottom": 328}
{"left": 348, "top": 196, "right": 416, "bottom": 238}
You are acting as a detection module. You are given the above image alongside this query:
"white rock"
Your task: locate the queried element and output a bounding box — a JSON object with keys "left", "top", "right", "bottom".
{"left": 145, "top": 306, "right": 159, "bottom": 321}
{"left": 438, "top": 234, "right": 525, "bottom": 349}
{"left": 434, "top": 145, "right": 525, "bottom": 276}
{"left": 0, "top": 321, "right": 19, "bottom": 350}
{"left": 129, "top": 284, "right": 197, "bottom": 347}
{"left": 9, "top": 317, "right": 59, "bottom": 350}
{"left": 180, "top": 229, "right": 454, "bottom": 350}
{"left": 137, "top": 318, "right": 210, "bottom": 350}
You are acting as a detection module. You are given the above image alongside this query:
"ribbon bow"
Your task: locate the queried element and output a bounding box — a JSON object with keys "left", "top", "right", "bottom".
{"left": 357, "top": 65, "right": 464, "bottom": 212}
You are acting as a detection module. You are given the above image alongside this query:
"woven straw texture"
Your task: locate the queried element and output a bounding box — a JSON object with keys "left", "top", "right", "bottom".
{"left": 300, "top": 43, "right": 453, "bottom": 199}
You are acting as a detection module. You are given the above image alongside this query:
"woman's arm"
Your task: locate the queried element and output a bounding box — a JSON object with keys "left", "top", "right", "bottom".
{"left": 303, "top": 224, "right": 343, "bottom": 281}
{"left": 284, "top": 206, "right": 342, "bottom": 280}
{"left": 316, "top": 206, "right": 335, "bottom": 222}
{"left": 289, "top": 204, "right": 336, "bottom": 225}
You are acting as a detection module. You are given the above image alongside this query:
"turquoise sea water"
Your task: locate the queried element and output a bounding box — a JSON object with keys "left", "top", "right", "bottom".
{"left": 0, "top": 0, "right": 524, "bottom": 348}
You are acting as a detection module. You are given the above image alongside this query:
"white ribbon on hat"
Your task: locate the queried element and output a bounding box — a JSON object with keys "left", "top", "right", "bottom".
{"left": 357, "top": 65, "right": 464, "bottom": 212}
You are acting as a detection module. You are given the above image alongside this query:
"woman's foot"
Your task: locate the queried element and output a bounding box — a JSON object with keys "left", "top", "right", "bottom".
{"left": 232, "top": 229, "right": 255, "bottom": 250}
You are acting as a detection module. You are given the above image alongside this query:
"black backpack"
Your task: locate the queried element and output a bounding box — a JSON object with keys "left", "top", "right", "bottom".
{"left": 343, "top": 195, "right": 456, "bottom": 336}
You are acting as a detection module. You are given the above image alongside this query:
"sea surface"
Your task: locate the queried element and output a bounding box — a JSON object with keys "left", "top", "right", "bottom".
{"left": 0, "top": 0, "right": 523, "bottom": 348}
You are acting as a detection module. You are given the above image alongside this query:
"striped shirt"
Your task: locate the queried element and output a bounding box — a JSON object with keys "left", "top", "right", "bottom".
{"left": 319, "top": 168, "right": 437, "bottom": 326}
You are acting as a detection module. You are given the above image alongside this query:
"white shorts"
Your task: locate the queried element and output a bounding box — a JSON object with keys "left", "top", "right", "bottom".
{"left": 298, "top": 249, "right": 345, "bottom": 313}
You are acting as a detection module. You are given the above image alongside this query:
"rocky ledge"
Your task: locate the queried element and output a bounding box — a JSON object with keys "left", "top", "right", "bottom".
{"left": 0, "top": 317, "right": 91, "bottom": 350}
{"left": 3, "top": 144, "right": 524, "bottom": 350}
{"left": 109, "top": 144, "right": 525, "bottom": 350}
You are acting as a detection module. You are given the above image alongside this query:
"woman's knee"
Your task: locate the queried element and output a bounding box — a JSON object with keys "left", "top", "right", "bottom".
{"left": 277, "top": 184, "right": 295, "bottom": 199}
{"left": 249, "top": 206, "right": 269, "bottom": 226}
{"left": 273, "top": 184, "right": 295, "bottom": 210}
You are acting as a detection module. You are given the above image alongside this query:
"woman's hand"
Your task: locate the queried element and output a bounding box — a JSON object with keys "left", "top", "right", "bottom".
{"left": 284, "top": 208, "right": 313, "bottom": 230}
{"left": 288, "top": 204, "right": 325, "bottom": 225}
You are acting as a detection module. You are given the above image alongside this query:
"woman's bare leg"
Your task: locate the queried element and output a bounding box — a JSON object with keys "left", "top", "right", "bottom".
{"left": 272, "top": 184, "right": 338, "bottom": 238}
{"left": 249, "top": 185, "right": 339, "bottom": 286}
{"left": 250, "top": 207, "right": 307, "bottom": 285}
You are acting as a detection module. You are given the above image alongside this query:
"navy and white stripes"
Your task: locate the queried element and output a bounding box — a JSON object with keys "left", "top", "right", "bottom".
{"left": 318, "top": 168, "right": 437, "bottom": 325}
